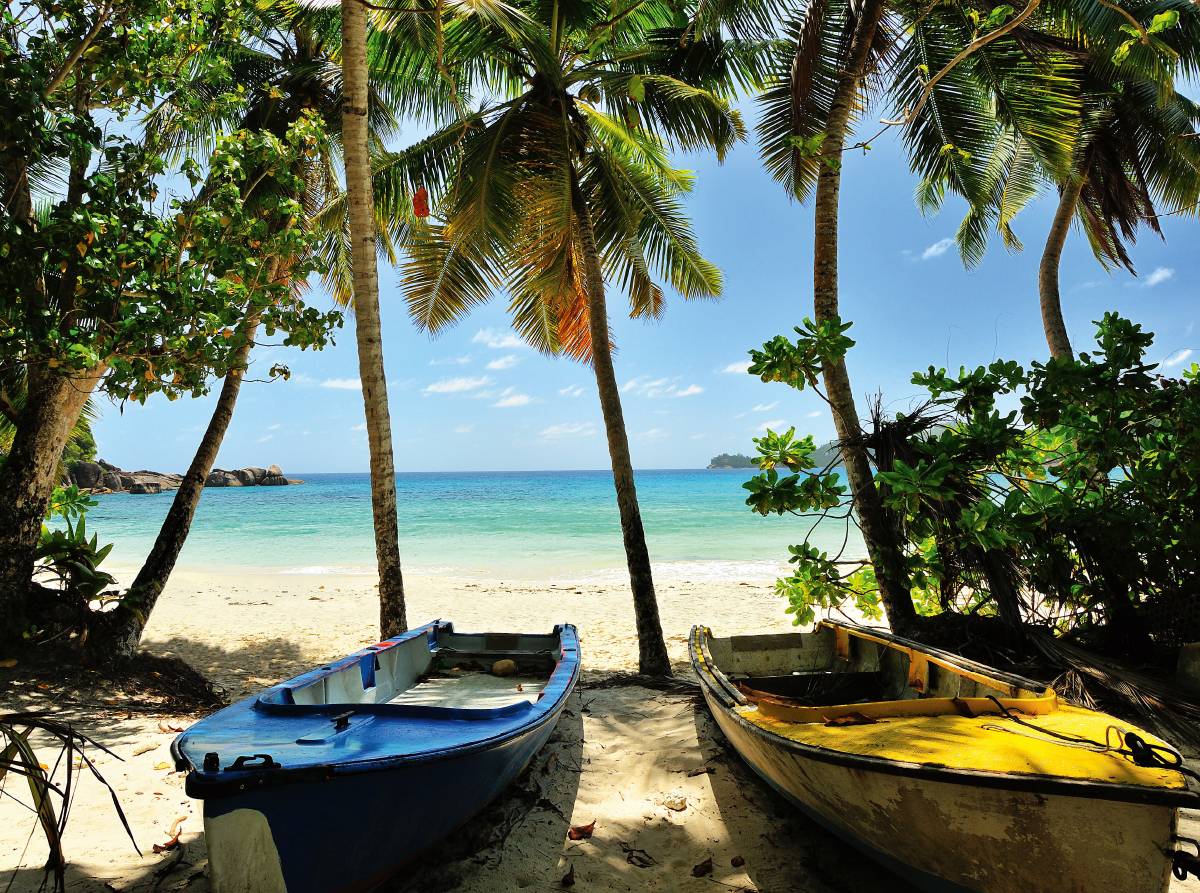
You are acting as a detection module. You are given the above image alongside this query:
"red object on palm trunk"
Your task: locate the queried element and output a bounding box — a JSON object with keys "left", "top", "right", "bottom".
{"left": 413, "top": 186, "right": 430, "bottom": 218}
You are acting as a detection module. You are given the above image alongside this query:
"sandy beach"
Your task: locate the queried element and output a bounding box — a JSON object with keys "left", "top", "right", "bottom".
{"left": 4, "top": 571, "right": 1199, "bottom": 893}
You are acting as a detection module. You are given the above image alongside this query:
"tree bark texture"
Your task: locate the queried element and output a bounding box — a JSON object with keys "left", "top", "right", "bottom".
{"left": 573, "top": 179, "right": 672, "bottom": 676}
{"left": 102, "top": 312, "right": 263, "bottom": 660}
{"left": 1038, "top": 176, "right": 1084, "bottom": 361}
{"left": 0, "top": 363, "right": 108, "bottom": 633}
{"left": 342, "top": 0, "right": 407, "bottom": 639}
{"left": 811, "top": 0, "right": 917, "bottom": 635}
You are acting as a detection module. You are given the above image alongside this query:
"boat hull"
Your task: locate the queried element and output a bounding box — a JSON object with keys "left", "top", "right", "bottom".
{"left": 203, "top": 692, "right": 566, "bottom": 893}
{"left": 701, "top": 684, "right": 1177, "bottom": 893}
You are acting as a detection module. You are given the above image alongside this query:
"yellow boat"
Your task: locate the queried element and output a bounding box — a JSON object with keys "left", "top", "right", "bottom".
{"left": 689, "top": 620, "right": 1197, "bottom": 893}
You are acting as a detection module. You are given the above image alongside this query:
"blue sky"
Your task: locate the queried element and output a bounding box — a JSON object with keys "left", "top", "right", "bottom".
{"left": 93, "top": 120, "right": 1199, "bottom": 474}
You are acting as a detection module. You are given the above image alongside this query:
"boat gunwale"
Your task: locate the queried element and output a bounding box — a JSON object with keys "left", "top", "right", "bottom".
{"left": 689, "top": 625, "right": 1199, "bottom": 808}
{"left": 174, "top": 622, "right": 581, "bottom": 800}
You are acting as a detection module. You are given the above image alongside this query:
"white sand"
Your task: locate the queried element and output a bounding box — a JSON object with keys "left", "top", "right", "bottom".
{"left": 4, "top": 571, "right": 1198, "bottom": 892}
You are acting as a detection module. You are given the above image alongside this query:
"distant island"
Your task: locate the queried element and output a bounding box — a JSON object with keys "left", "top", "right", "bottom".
{"left": 707, "top": 441, "right": 841, "bottom": 470}
{"left": 707, "top": 453, "right": 756, "bottom": 469}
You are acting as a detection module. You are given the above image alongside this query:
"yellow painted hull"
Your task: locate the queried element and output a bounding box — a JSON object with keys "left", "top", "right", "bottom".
{"left": 703, "top": 686, "right": 1176, "bottom": 893}
{"left": 692, "top": 624, "right": 1191, "bottom": 893}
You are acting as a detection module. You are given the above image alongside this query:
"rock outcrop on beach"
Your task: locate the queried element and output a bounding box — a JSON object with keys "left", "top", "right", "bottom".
{"left": 65, "top": 459, "right": 300, "bottom": 493}
{"left": 205, "top": 463, "right": 296, "bottom": 487}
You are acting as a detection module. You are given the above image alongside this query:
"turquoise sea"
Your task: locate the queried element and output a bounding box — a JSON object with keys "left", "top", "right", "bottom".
{"left": 82, "top": 469, "right": 866, "bottom": 581}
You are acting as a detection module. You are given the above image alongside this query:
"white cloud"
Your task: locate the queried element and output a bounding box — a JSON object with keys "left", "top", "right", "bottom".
{"left": 622, "top": 375, "right": 670, "bottom": 394}
{"left": 454, "top": 424, "right": 474, "bottom": 434}
{"left": 473, "top": 328, "right": 526, "bottom": 349}
{"left": 638, "top": 428, "right": 669, "bottom": 441}
{"left": 495, "top": 392, "right": 532, "bottom": 407}
{"left": 806, "top": 410, "right": 822, "bottom": 418}
{"left": 720, "top": 361, "right": 752, "bottom": 374}
{"left": 623, "top": 376, "right": 699, "bottom": 398}
{"left": 691, "top": 433, "right": 707, "bottom": 440}
{"left": 541, "top": 422, "right": 596, "bottom": 439}
{"left": 1164, "top": 348, "right": 1194, "bottom": 368}
{"left": 430, "top": 355, "right": 471, "bottom": 365}
{"left": 757, "top": 419, "right": 787, "bottom": 431}
{"left": 674, "top": 384, "right": 704, "bottom": 397}
{"left": 424, "top": 376, "right": 490, "bottom": 394}
{"left": 321, "top": 378, "right": 361, "bottom": 389}
{"left": 487, "top": 355, "right": 520, "bottom": 370}
{"left": 559, "top": 384, "right": 585, "bottom": 397}
{"left": 1145, "top": 267, "right": 1174, "bottom": 288}
{"left": 752, "top": 402, "right": 779, "bottom": 412}
{"left": 350, "top": 423, "right": 367, "bottom": 431}
{"left": 256, "top": 435, "right": 273, "bottom": 443}
{"left": 267, "top": 424, "right": 281, "bottom": 430}
{"left": 921, "top": 238, "right": 955, "bottom": 260}
{"left": 388, "top": 378, "right": 418, "bottom": 390}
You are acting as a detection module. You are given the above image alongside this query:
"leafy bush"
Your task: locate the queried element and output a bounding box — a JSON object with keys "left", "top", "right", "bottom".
{"left": 745, "top": 313, "right": 1200, "bottom": 657}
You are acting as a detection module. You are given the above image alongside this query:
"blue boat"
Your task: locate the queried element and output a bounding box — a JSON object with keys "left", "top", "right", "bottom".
{"left": 172, "top": 621, "right": 580, "bottom": 893}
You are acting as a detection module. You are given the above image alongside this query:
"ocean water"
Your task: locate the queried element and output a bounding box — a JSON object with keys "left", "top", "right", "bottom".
{"left": 78, "top": 469, "right": 866, "bottom": 581}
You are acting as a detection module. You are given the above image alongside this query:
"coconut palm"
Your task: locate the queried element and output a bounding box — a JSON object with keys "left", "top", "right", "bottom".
{"left": 366, "top": 0, "right": 754, "bottom": 674}
{"left": 752, "top": 0, "right": 1083, "bottom": 631}
{"left": 915, "top": 0, "right": 1200, "bottom": 360}
{"left": 100, "top": 2, "right": 423, "bottom": 656}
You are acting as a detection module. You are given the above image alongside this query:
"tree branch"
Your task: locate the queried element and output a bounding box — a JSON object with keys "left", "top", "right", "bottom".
{"left": 45, "top": 0, "right": 113, "bottom": 97}
{"left": 879, "top": 0, "right": 1042, "bottom": 127}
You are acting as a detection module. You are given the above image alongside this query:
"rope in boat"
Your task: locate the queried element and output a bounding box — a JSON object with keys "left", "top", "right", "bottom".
{"left": 981, "top": 696, "right": 1200, "bottom": 882}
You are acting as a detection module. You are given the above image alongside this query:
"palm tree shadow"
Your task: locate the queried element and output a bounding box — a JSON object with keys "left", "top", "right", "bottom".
{"left": 692, "top": 704, "right": 921, "bottom": 893}
{"left": 382, "top": 691, "right": 586, "bottom": 893}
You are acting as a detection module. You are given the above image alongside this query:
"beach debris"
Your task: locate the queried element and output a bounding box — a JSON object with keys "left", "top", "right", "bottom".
{"left": 492, "top": 659, "right": 518, "bottom": 677}
{"left": 687, "top": 766, "right": 715, "bottom": 777}
{"left": 154, "top": 761, "right": 171, "bottom": 770}
{"left": 516, "top": 684, "right": 523, "bottom": 691}
{"left": 37, "top": 683, "right": 50, "bottom": 690}
{"left": 567, "top": 821, "right": 595, "bottom": 840}
{"left": 133, "top": 743, "right": 157, "bottom": 756}
{"left": 561, "top": 864, "right": 576, "bottom": 887}
{"left": 731, "top": 856, "right": 745, "bottom": 868}
{"left": 658, "top": 791, "right": 687, "bottom": 811}
{"left": 692, "top": 858, "right": 713, "bottom": 878}
{"left": 823, "top": 711, "right": 878, "bottom": 727}
{"left": 0, "top": 658, "right": 17, "bottom": 667}
{"left": 452, "top": 660, "right": 484, "bottom": 672}
{"left": 620, "top": 842, "right": 656, "bottom": 867}
{"left": 158, "top": 722, "right": 186, "bottom": 733}
{"left": 153, "top": 817, "right": 187, "bottom": 853}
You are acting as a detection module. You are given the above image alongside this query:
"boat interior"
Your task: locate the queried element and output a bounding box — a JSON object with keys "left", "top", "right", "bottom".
{"left": 702, "top": 622, "right": 1046, "bottom": 714}
{"left": 258, "top": 624, "right": 568, "bottom": 712}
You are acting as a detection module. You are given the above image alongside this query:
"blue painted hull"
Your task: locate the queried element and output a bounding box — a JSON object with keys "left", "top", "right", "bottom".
{"left": 174, "top": 622, "right": 579, "bottom": 893}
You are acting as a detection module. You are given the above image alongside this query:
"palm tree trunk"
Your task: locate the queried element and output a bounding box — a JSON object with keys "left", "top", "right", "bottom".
{"left": 342, "top": 0, "right": 407, "bottom": 639}
{"left": 1038, "top": 175, "right": 1084, "bottom": 361}
{"left": 811, "top": 0, "right": 917, "bottom": 635}
{"left": 0, "top": 363, "right": 108, "bottom": 634}
{"left": 98, "top": 311, "right": 262, "bottom": 661}
{"left": 572, "top": 177, "right": 671, "bottom": 676}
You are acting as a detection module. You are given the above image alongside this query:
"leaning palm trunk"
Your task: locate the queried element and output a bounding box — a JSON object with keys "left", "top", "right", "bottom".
{"left": 0, "top": 363, "right": 108, "bottom": 633}
{"left": 342, "top": 0, "right": 407, "bottom": 638}
{"left": 811, "top": 0, "right": 917, "bottom": 635}
{"left": 573, "top": 180, "right": 672, "bottom": 676}
{"left": 98, "top": 309, "right": 263, "bottom": 661}
{"left": 1037, "top": 174, "right": 1084, "bottom": 361}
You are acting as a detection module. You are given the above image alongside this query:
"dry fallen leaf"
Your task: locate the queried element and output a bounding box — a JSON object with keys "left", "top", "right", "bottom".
{"left": 731, "top": 856, "right": 745, "bottom": 868}
{"left": 152, "top": 817, "right": 186, "bottom": 854}
{"left": 0, "top": 658, "right": 17, "bottom": 668}
{"left": 561, "top": 864, "right": 575, "bottom": 887}
{"left": 567, "top": 821, "right": 595, "bottom": 840}
{"left": 154, "top": 762, "right": 171, "bottom": 771}
{"left": 692, "top": 858, "right": 713, "bottom": 878}
{"left": 686, "top": 766, "right": 715, "bottom": 777}
{"left": 37, "top": 683, "right": 50, "bottom": 690}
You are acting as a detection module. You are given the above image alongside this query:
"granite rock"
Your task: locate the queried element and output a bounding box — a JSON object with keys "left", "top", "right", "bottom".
{"left": 74, "top": 461, "right": 104, "bottom": 489}
{"left": 129, "top": 482, "right": 162, "bottom": 494}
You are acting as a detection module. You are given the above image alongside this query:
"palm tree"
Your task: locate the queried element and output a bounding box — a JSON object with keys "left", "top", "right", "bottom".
{"left": 369, "top": 0, "right": 751, "bottom": 673}
{"left": 342, "top": 0, "right": 408, "bottom": 638}
{"left": 97, "top": 3, "right": 418, "bottom": 657}
{"left": 753, "top": 0, "right": 1082, "bottom": 632}
{"left": 915, "top": 0, "right": 1200, "bottom": 360}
